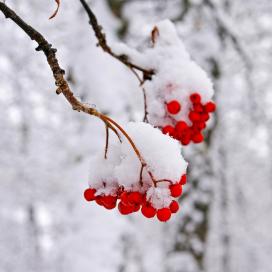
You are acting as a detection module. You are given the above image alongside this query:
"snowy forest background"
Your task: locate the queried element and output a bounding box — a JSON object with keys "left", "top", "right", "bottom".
{"left": 1, "top": 0, "right": 272, "bottom": 272}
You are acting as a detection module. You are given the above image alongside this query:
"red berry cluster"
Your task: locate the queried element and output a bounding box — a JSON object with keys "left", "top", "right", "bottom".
{"left": 84, "top": 174, "right": 187, "bottom": 222}
{"left": 162, "top": 93, "right": 216, "bottom": 145}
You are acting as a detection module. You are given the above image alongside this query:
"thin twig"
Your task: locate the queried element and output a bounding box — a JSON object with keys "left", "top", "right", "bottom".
{"left": 104, "top": 123, "right": 109, "bottom": 159}
{"left": 139, "top": 164, "right": 144, "bottom": 186}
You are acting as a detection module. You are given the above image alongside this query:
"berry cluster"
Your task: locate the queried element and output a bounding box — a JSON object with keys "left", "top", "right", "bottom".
{"left": 162, "top": 92, "right": 216, "bottom": 145}
{"left": 84, "top": 174, "right": 187, "bottom": 222}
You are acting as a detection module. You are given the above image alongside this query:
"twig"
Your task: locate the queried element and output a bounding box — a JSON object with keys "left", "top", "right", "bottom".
{"left": 104, "top": 123, "right": 109, "bottom": 159}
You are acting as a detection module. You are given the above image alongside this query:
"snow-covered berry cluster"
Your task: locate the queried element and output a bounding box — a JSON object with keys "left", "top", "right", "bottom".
{"left": 112, "top": 20, "right": 216, "bottom": 146}
{"left": 142, "top": 21, "right": 216, "bottom": 145}
{"left": 84, "top": 122, "right": 188, "bottom": 222}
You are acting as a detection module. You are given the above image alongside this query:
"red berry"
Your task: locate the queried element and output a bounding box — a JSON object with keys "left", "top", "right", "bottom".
{"left": 205, "top": 101, "right": 216, "bottom": 112}
{"left": 175, "top": 121, "right": 188, "bottom": 132}
{"left": 190, "top": 93, "right": 201, "bottom": 104}
{"left": 102, "top": 195, "right": 117, "bottom": 210}
{"left": 166, "top": 100, "right": 181, "bottom": 114}
{"left": 170, "top": 184, "right": 183, "bottom": 197}
{"left": 169, "top": 200, "right": 179, "bottom": 213}
{"left": 95, "top": 196, "right": 104, "bottom": 206}
{"left": 141, "top": 204, "right": 157, "bottom": 218}
{"left": 192, "top": 133, "right": 204, "bottom": 143}
{"left": 189, "top": 111, "right": 201, "bottom": 122}
{"left": 120, "top": 192, "right": 129, "bottom": 205}
{"left": 194, "top": 121, "right": 206, "bottom": 130}
{"left": 118, "top": 202, "right": 134, "bottom": 215}
{"left": 128, "top": 192, "right": 143, "bottom": 205}
{"left": 200, "top": 113, "right": 209, "bottom": 122}
{"left": 133, "top": 204, "right": 141, "bottom": 212}
{"left": 157, "top": 208, "right": 171, "bottom": 222}
{"left": 180, "top": 132, "right": 191, "bottom": 145}
{"left": 179, "top": 174, "right": 187, "bottom": 185}
{"left": 162, "top": 125, "right": 175, "bottom": 136}
{"left": 193, "top": 103, "right": 204, "bottom": 113}
{"left": 84, "top": 188, "right": 96, "bottom": 201}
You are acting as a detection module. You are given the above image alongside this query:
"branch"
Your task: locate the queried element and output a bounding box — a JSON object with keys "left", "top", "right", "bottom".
{"left": 0, "top": 1, "right": 145, "bottom": 166}
{"left": 78, "top": 0, "right": 154, "bottom": 80}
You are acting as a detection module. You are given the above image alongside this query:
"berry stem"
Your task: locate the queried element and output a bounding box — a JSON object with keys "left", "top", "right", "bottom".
{"left": 139, "top": 164, "right": 145, "bottom": 187}
{"left": 104, "top": 123, "right": 109, "bottom": 159}
{"left": 155, "top": 179, "right": 173, "bottom": 184}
